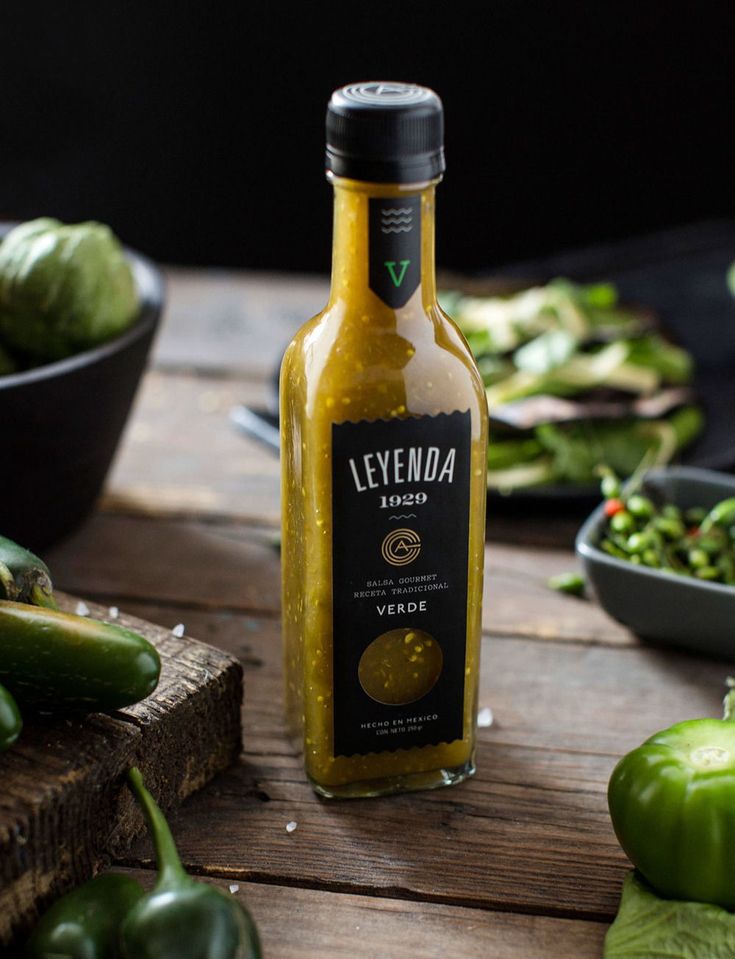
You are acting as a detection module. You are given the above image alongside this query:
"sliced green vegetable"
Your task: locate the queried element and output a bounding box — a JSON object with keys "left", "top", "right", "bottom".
{"left": 547, "top": 572, "right": 585, "bottom": 596}
{"left": 486, "top": 458, "right": 556, "bottom": 491}
{"left": 447, "top": 277, "right": 702, "bottom": 491}
{"left": 513, "top": 329, "right": 577, "bottom": 375}
{"left": 487, "top": 437, "right": 544, "bottom": 472}
{"left": 626, "top": 333, "right": 693, "bottom": 384}
{"left": 574, "top": 280, "right": 617, "bottom": 310}
{"left": 604, "top": 871, "right": 735, "bottom": 959}
{"left": 669, "top": 404, "right": 705, "bottom": 448}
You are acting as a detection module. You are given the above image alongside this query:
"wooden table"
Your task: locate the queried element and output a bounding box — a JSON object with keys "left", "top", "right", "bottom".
{"left": 43, "top": 266, "right": 727, "bottom": 958}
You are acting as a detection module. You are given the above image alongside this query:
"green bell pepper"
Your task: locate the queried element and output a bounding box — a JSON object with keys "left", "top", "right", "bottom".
{"left": 608, "top": 712, "right": 735, "bottom": 911}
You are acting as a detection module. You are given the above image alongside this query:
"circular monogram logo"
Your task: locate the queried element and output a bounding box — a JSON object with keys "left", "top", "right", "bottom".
{"left": 381, "top": 528, "right": 422, "bottom": 566}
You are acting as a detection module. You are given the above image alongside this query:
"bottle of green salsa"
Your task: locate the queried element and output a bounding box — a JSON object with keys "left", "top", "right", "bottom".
{"left": 281, "top": 82, "right": 488, "bottom": 798}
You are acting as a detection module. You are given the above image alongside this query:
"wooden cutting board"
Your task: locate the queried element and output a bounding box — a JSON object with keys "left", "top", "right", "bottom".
{"left": 0, "top": 594, "right": 243, "bottom": 947}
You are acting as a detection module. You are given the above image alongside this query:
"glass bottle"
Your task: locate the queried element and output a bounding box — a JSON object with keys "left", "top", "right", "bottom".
{"left": 280, "top": 82, "right": 488, "bottom": 798}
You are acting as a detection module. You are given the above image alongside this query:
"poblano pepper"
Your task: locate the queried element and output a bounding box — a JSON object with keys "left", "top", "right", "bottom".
{"left": 0, "top": 681, "right": 21, "bottom": 751}
{"left": 122, "top": 768, "right": 261, "bottom": 959}
{"left": 608, "top": 683, "right": 735, "bottom": 911}
{"left": 0, "top": 535, "right": 57, "bottom": 608}
{"left": 26, "top": 873, "right": 144, "bottom": 959}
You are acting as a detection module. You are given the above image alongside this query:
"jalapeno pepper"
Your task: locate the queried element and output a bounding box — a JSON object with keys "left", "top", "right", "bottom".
{"left": 26, "top": 873, "right": 145, "bottom": 959}
{"left": 0, "top": 681, "right": 21, "bottom": 751}
{"left": 121, "top": 767, "right": 261, "bottom": 959}
{"left": 0, "top": 534, "right": 56, "bottom": 608}
{"left": 0, "top": 601, "right": 160, "bottom": 710}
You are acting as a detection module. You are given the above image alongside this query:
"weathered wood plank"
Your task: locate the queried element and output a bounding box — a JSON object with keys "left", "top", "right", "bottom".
{"left": 102, "top": 368, "right": 586, "bottom": 547}
{"left": 100, "top": 869, "right": 608, "bottom": 959}
{"left": 137, "top": 746, "right": 619, "bottom": 919}
{"left": 484, "top": 542, "right": 631, "bottom": 645}
{"left": 103, "top": 370, "right": 280, "bottom": 526}
{"left": 124, "top": 604, "right": 719, "bottom": 759}
{"left": 46, "top": 515, "right": 282, "bottom": 614}
{"left": 0, "top": 596, "right": 242, "bottom": 946}
{"left": 46, "top": 514, "right": 631, "bottom": 646}
{"left": 0, "top": 713, "right": 138, "bottom": 946}
{"left": 112, "top": 602, "right": 724, "bottom": 921}
{"left": 154, "top": 268, "right": 327, "bottom": 376}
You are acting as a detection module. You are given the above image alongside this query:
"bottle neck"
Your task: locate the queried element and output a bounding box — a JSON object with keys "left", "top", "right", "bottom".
{"left": 328, "top": 175, "right": 438, "bottom": 311}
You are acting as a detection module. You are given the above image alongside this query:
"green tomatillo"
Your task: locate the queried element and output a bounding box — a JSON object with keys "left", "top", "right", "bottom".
{"left": 0, "top": 217, "right": 139, "bottom": 361}
{"left": 609, "top": 688, "right": 735, "bottom": 911}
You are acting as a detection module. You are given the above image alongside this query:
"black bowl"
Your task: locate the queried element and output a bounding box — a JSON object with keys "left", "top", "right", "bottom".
{"left": 0, "top": 232, "right": 164, "bottom": 550}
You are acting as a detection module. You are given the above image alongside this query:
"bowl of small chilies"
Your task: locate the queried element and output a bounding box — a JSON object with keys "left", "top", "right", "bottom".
{"left": 576, "top": 465, "right": 735, "bottom": 657}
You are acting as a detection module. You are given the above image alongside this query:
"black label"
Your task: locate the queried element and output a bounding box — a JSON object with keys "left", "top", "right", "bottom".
{"left": 368, "top": 195, "right": 421, "bottom": 308}
{"left": 331, "top": 411, "right": 471, "bottom": 757}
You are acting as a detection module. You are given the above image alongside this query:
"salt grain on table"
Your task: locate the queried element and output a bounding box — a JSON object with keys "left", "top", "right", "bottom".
{"left": 172, "top": 623, "right": 185, "bottom": 637}
{"left": 75, "top": 601, "right": 90, "bottom": 617}
{"left": 229, "top": 883, "right": 240, "bottom": 894}
{"left": 108, "top": 606, "right": 119, "bottom": 620}
{"left": 286, "top": 821, "right": 298, "bottom": 833}
{"left": 477, "top": 706, "right": 494, "bottom": 728}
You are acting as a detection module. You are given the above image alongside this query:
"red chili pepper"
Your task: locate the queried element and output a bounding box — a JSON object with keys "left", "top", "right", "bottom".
{"left": 605, "top": 498, "right": 625, "bottom": 517}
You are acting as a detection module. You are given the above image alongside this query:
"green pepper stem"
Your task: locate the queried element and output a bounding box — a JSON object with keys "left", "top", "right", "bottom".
{"left": 127, "top": 767, "right": 187, "bottom": 888}
{"left": 29, "top": 583, "right": 58, "bottom": 610}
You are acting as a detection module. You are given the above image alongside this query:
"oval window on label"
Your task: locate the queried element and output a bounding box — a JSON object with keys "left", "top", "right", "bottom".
{"left": 358, "top": 627, "right": 443, "bottom": 706}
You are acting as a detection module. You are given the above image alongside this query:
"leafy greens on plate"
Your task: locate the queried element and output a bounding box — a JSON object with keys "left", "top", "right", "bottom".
{"left": 441, "top": 279, "right": 703, "bottom": 492}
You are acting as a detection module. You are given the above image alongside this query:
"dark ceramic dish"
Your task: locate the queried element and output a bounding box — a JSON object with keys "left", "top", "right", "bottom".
{"left": 576, "top": 466, "right": 735, "bottom": 658}
{"left": 0, "top": 227, "right": 164, "bottom": 549}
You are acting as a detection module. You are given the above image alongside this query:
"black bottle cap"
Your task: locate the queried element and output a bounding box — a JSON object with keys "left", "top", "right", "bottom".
{"left": 326, "top": 81, "right": 445, "bottom": 184}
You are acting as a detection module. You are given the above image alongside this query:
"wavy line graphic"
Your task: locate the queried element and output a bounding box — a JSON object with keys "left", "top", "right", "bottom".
{"left": 381, "top": 225, "right": 412, "bottom": 233}
{"left": 388, "top": 513, "right": 417, "bottom": 520}
{"left": 382, "top": 207, "right": 412, "bottom": 215}
{"left": 381, "top": 218, "right": 412, "bottom": 225}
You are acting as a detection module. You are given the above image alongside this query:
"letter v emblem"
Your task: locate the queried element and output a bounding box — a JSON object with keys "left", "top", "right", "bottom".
{"left": 384, "top": 260, "right": 410, "bottom": 287}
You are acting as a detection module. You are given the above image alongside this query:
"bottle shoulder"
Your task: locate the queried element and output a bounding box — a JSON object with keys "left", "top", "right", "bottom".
{"left": 284, "top": 300, "right": 479, "bottom": 371}
{"left": 281, "top": 300, "right": 487, "bottom": 427}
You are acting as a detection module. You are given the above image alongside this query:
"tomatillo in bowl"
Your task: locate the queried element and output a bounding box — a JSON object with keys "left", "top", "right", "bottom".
{"left": 608, "top": 716, "right": 735, "bottom": 911}
{"left": 0, "top": 221, "right": 163, "bottom": 550}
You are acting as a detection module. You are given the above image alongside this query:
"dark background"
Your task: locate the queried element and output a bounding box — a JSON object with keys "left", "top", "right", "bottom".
{"left": 1, "top": 3, "right": 732, "bottom": 273}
